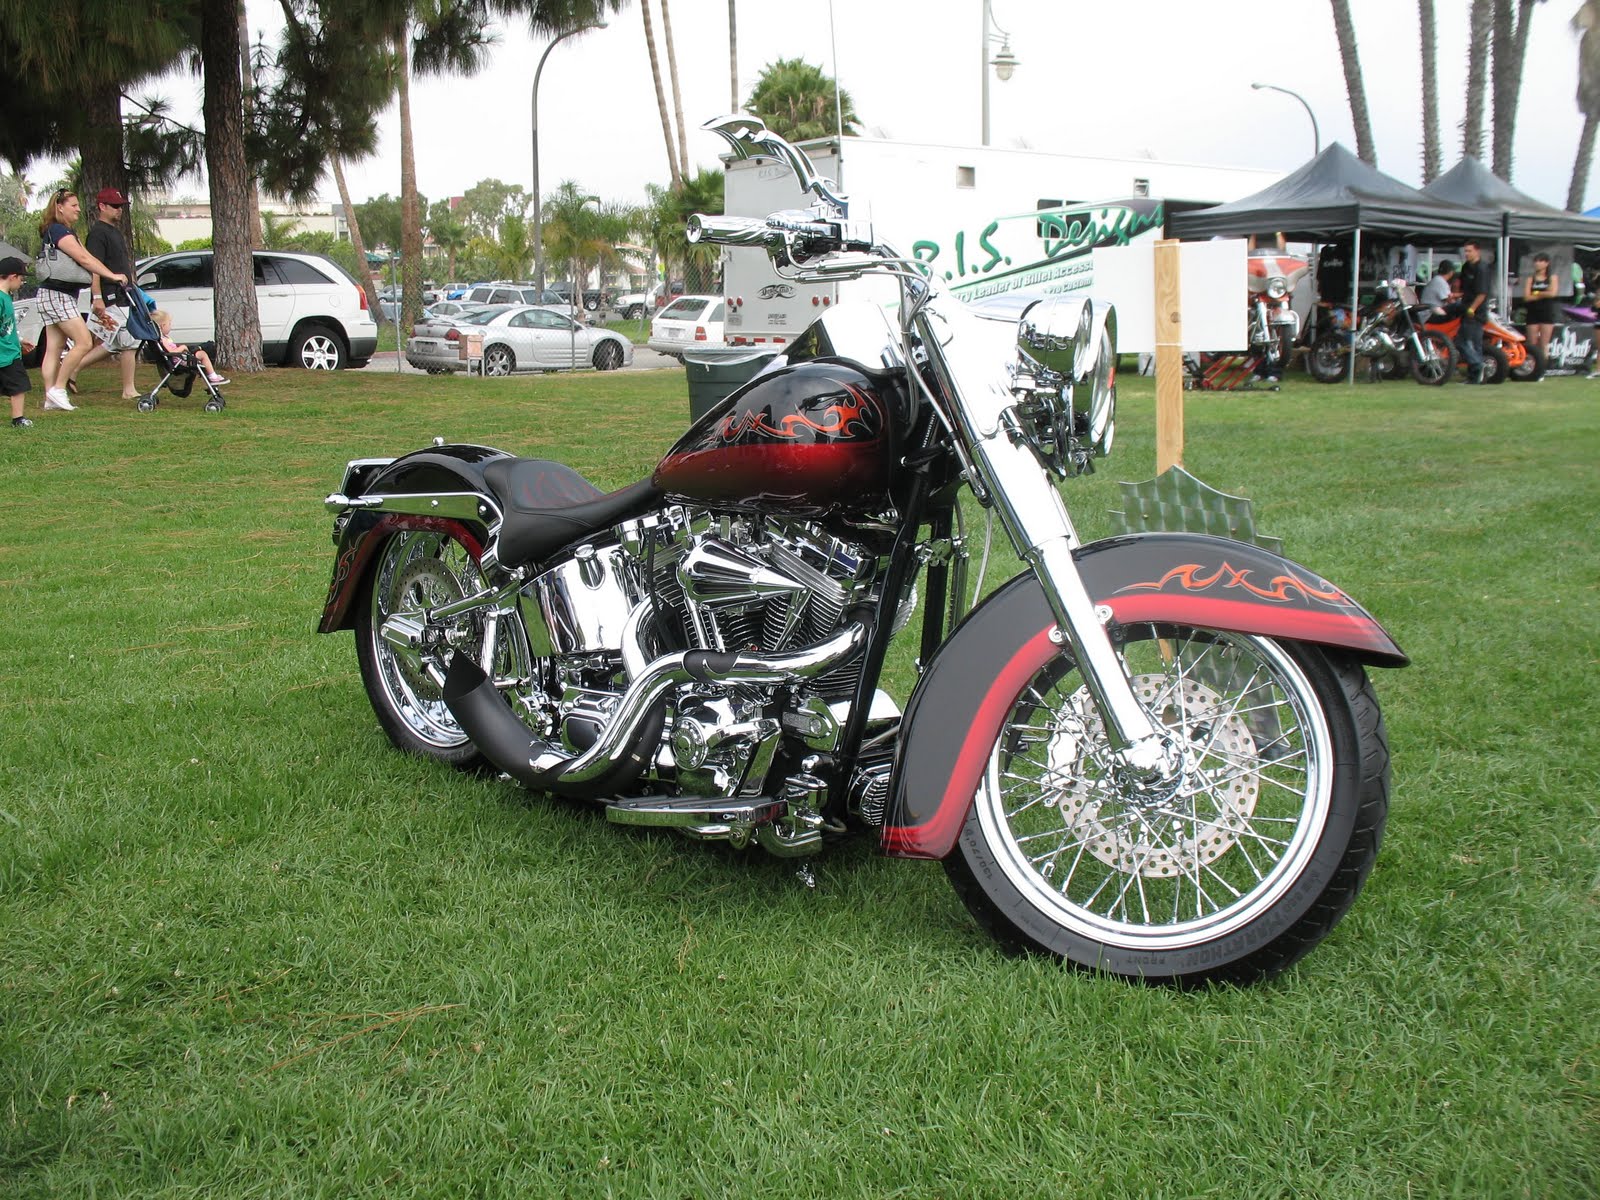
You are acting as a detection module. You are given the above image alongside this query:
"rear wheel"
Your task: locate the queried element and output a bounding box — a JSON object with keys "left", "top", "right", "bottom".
{"left": 354, "top": 529, "right": 528, "bottom": 767}
{"left": 483, "top": 344, "right": 515, "bottom": 376}
{"left": 944, "top": 625, "right": 1389, "bottom": 986}
{"left": 1308, "top": 334, "right": 1350, "bottom": 383}
{"left": 625, "top": 303, "right": 645, "bottom": 321}
{"left": 1409, "top": 330, "right": 1454, "bottom": 385}
{"left": 1509, "top": 344, "right": 1546, "bottom": 382}
{"left": 592, "top": 340, "right": 623, "bottom": 371}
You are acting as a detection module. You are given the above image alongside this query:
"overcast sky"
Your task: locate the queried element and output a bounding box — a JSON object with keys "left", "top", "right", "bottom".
{"left": 109, "top": 0, "right": 1600, "bottom": 214}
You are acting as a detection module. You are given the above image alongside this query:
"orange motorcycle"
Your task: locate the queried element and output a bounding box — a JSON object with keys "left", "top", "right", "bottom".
{"left": 1422, "top": 304, "right": 1539, "bottom": 384}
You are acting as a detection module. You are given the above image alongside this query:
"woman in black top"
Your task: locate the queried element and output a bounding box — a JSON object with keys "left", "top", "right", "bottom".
{"left": 34, "top": 189, "right": 126, "bottom": 413}
{"left": 1521, "top": 253, "right": 1557, "bottom": 370}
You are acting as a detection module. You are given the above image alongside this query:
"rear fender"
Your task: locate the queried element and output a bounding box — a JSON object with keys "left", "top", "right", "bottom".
{"left": 317, "top": 444, "right": 511, "bottom": 633}
{"left": 881, "top": 532, "right": 1406, "bottom": 860}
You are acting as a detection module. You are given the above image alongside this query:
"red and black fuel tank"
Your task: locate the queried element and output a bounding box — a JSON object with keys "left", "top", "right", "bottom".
{"left": 652, "top": 360, "right": 902, "bottom": 515}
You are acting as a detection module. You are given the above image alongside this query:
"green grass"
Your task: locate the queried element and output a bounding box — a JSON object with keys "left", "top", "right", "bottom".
{"left": 1, "top": 364, "right": 1596, "bottom": 1198}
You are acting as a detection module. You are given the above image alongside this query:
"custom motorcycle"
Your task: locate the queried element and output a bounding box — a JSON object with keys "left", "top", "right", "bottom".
{"left": 1308, "top": 280, "right": 1454, "bottom": 385}
{"left": 317, "top": 116, "right": 1406, "bottom": 986}
{"left": 1247, "top": 249, "right": 1309, "bottom": 376}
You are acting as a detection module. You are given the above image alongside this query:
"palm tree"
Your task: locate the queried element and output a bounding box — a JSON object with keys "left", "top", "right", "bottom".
{"left": 728, "top": 0, "right": 739, "bottom": 111}
{"left": 1420, "top": 0, "right": 1442, "bottom": 182}
{"left": 745, "top": 59, "right": 861, "bottom": 142}
{"left": 644, "top": 166, "right": 724, "bottom": 294}
{"left": 641, "top": 0, "right": 682, "bottom": 190}
{"left": 1465, "top": 0, "right": 1492, "bottom": 159}
{"left": 427, "top": 198, "right": 471, "bottom": 284}
{"left": 1569, "top": 0, "right": 1600, "bottom": 209}
{"left": 660, "top": 0, "right": 690, "bottom": 180}
{"left": 1492, "top": 0, "right": 1547, "bottom": 179}
{"left": 1328, "top": 0, "right": 1376, "bottom": 164}
{"left": 259, "top": 211, "right": 302, "bottom": 249}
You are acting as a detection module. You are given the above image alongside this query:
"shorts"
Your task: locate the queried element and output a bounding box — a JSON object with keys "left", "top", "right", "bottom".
{"left": 36, "top": 287, "right": 83, "bottom": 325}
{"left": 0, "top": 359, "right": 31, "bottom": 396}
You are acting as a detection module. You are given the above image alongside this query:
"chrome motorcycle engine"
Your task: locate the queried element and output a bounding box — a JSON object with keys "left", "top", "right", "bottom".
{"left": 511, "top": 508, "right": 902, "bottom": 824}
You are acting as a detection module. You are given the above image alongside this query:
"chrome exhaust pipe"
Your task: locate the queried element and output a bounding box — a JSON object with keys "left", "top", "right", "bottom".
{"left": 444, "top": 613, "right": 872, "bottom": 798}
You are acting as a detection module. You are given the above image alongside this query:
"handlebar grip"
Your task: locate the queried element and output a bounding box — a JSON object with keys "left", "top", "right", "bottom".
{"left": 685, "top": 213, "right": 783, "bottom": 246}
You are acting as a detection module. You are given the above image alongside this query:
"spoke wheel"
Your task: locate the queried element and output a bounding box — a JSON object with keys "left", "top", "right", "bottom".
{"left": 1409, "top": 330, "right": 1454, "bottom": 385}
{"left": 945, "top": 625, "right": 1389, "bottom": 985}
{"left": 1307, "top": 335, "right": 1349, "bottom": 383}
{"left": 355, "top": 529, "right": 528, "bottom": 766}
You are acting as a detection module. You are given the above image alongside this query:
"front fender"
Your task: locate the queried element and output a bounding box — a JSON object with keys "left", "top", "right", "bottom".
{"left": 881, "top": 532, "right": 1406, "bottom": 860}
{"left": 316, "top": 444, "right": 511, "bottom": 633}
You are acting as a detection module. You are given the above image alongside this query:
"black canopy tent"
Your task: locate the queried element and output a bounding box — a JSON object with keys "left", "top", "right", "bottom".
{"left": 1422, "top": 155, "right": 1600, "bottom": 245}
{"left": 1166, "top": 144, "right": 1503, "bottom": 380}
{"left": 1165, "top": 142, "right": 1502, "bottom": 246}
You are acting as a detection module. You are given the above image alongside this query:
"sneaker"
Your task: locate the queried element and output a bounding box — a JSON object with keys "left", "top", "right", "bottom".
{"left": 43, "top": 387, "right": 75, "bottom": 411}
{"left": 205, "top": 374, "right": 229, "bottom": 387}
{"left": 11, "top": 416, "right": 32, "bottom": 428}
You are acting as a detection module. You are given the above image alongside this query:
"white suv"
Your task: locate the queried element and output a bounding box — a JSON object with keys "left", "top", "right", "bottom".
{"left": 130, "top": 249, "right": 378, "bottom": 369}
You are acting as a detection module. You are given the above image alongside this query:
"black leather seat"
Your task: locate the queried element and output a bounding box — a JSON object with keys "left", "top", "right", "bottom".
{"left": 483, "top": 457, "right": 663, "bottom": 568}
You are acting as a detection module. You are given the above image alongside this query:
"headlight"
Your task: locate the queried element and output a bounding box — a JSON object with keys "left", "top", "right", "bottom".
{"left": 1010, "top": 296, "right": 1116, "bottom": 477}
{"left": 1267, "top": 276, "right": 1289, "bottom": 299}
{"left": 1018, "top": 294, "right": 1093, "bottom": 381}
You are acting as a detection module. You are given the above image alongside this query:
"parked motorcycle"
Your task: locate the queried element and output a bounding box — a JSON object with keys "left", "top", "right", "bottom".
{"left": 1307, "top": 280, "right": 1454, "bottom": 385}
{"left": 1247, "top": 249, "right": 1309, "bottom": 377}
{"left": 1422, "top": 302, "right": 1538, "bottom": 384}
{"left": 317, "top": 116, "right": 1406, "bottom": 986}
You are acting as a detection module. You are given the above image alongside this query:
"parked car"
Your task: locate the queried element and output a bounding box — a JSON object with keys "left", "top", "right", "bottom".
{"left": 132, "top": 249, "right": 378, "bottom": 369}
{"left": 613, "top": 282, "right": 662, "bottom": 320}
{"left": 405, "top": 305, "right": 632, "bottom": 375}
{"left": 414, "top": 300, "right": 491, "bottom": 334}
{"left": 549, "top": 280, "right": 607, "bottom": 313}
{"left": 461, "top": 284, "right": 579, "bottom": 319}
{"left": 647, "top": 295, "right": 725, "bottom": 359}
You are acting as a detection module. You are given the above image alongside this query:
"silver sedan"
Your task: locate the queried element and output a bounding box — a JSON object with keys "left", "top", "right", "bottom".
{"left": 406, "top": 305, "right": 633, "bottom": 375}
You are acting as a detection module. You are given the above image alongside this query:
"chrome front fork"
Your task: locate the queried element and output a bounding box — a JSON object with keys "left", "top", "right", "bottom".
{"left": 917, "top": 307, "right": 1171, "bottom": 777}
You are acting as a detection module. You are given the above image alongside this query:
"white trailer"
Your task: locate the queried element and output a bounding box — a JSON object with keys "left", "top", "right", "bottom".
{"left": 719, "top": 135, "right": 1282, "bottom": 347}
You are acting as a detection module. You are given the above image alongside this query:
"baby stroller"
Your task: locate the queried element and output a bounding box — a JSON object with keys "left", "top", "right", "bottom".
{"left": 124, "top": 284, "right": 226, "bottom": 413}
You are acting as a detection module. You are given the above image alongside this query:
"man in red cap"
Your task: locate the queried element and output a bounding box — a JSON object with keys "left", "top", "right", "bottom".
{"left": 69, "top": 187, "right": 142, "bottom": 401}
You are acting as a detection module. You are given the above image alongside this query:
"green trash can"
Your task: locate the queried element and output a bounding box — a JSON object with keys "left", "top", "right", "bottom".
{"left": 683, "top": 346, "right": 779, "bottom": 421}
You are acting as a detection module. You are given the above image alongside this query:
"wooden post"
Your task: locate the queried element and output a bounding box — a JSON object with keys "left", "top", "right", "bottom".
{"left": 1154, "top": 238, "right": 1184, "bottom": 473}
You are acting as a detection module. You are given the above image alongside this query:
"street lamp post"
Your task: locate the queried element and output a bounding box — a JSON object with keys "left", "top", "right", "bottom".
{"left": 981, "top": 0, "right": 1019, "bottom": 147}
{"left": 533, "top": 20, "right": 606, "bottom": 293}
{"left": 1250, "top": 82, "right": 1321, "bottom": 158}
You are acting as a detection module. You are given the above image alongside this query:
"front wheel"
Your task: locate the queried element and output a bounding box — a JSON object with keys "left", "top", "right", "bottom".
{"left": 1409, "top": 330, "right": 1454, "bottom": 385}
{"left": 944, "top": 625, "right": 1389, "bottom": 986}
{"left": 1477, "top": 342, "right": 1510, "bottom": 385}
{"left": 1307, "top": 334, "right": 1350, "bottom": 383}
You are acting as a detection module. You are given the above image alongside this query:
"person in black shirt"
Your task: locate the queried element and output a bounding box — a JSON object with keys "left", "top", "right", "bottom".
{"left": 1521, "top": 252, "right": 1557, "bottom": 373}
{"left": 1456, "top": 240, "right": 1488, "bottom": 382}
{"left": 71, "top": 188, "right": 141, "bottom": 401}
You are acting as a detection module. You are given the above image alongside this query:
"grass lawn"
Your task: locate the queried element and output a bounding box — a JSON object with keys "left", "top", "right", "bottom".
{"left": 1, "top": 363, "right": 1595, "bottom": 1197}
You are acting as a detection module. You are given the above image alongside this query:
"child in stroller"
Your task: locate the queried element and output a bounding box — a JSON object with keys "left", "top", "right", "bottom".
{"left": 123, "top": 287, "right": 228, "bottom": 412}
{"left": 150, "top": 311, "right": 228, "bottom": 386}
